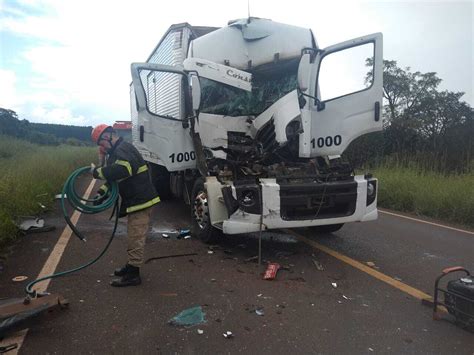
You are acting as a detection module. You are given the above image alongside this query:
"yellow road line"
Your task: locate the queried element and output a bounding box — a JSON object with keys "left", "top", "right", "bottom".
{"left": 286, "top": 229, "right": 432, "bottom": 300}
{"left": 0, "top": 178, "right": 96, "bottom": 354}
{"left": 379, "top": 209, "right": 474, "bottom": 235}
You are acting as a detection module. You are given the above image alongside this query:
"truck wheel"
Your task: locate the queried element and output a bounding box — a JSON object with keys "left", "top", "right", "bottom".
{"left": 149, "top": 163, "right": 172, "bottom": 200}
{"left": 310, "top": 223, "right": 344, "bottom": 234}
{"left": 191, "top": 178, "right": 220, "bottom": 243}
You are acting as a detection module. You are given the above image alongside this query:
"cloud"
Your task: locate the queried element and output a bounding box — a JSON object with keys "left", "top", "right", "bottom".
{"left": 30, "top": 106, "right": 87, "bottom": 125}
{"left": 0, "top": 0, "right": 472, "bottom": 128}
{"left": 0, "top": 69, "right": 19, "bottom": 109}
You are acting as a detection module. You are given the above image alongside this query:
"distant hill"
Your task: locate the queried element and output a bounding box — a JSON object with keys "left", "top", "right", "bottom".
{"left": 30, "top": 122, "right": 92, "bottom": 142}
{"left": 0, "top": 107, "right": 93, "bottom": 146}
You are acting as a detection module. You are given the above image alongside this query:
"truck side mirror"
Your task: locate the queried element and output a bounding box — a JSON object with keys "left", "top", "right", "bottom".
{"left": 297, "top": 53, "right": 311, "bottom": 92}
{"left": 190, "top": 75, "right": 201, "bottom": 111}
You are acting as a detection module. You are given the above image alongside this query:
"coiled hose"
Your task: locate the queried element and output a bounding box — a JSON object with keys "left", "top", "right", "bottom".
{"left": 25, "top": 166, "right": 119, "bottom": 298}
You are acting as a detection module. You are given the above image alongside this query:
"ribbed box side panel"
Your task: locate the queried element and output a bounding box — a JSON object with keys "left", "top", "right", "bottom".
{"left": 132, "top": 27, "right": 189, "bottom": 153}
{"left": 143, "top": 29, "right": 185, "bottom": 119}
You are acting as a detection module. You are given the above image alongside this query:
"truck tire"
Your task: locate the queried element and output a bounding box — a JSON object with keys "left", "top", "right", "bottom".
{"left": 149, "top": 163, "right": 172, "bottom": 200}
{"left": 191, "top": 178, "right": 220, "bottom": 243}
{"left": 309, "top": 223, "right": 344, "bottom": 234}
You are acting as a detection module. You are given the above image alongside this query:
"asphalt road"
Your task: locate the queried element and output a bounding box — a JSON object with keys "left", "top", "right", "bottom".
{"left": 1, "top": 177, "right": 473, "bottom": 354}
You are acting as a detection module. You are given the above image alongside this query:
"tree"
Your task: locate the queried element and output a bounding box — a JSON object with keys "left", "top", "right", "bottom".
{"left": 361, "top": 60, "right": 473, "bottom": 172}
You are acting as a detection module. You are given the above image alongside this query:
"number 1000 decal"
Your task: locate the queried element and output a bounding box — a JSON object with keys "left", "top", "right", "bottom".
{"left": 169, "top": 151, "right": 196, "bottom": 163}
{"left": 311, "top": 135, "right": 342, "bottom": 148}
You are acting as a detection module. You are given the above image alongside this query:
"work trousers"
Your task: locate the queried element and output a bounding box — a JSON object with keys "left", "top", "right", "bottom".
{"left": 127, "top": 207, "right": 152, "bottom": 267}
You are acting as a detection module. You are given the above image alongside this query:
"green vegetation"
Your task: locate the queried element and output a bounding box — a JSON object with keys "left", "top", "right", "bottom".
{"left": 375, "top": 164, "right": 473, "bottom": 227}
{"left": 0, "top": 108, "right": 93, "bottom": 146}
{"left": 0, "top": 135, "right": 95, "bottom": 248}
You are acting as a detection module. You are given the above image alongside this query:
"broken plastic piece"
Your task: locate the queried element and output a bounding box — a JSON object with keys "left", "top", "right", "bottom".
{"left": 223, "top": 331, "right": 233, "bottom": 338}
{"left": 168, "top": 306, "right": 206, "bottom": 327}
{"left": 12, "top": 276, "right": 28, "bottom": 282}
{"left": 263, "top": 263, "right": 280, "bottom": 280}
{"left": 18, "top": 218, "right": 44, "bottom": 231}
{"left": 312, "top": 259, "right": 324, "bottom": 271}
{"left": 179, "top": 229, "right": 190, "bottom": 237}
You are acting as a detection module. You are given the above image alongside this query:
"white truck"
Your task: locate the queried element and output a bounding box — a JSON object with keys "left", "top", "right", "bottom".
{"left": 129, "top": 18, "right": 383, "bottom": 242}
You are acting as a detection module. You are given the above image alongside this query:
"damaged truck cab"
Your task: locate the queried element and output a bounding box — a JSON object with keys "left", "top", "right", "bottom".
{"left": 130, "top": 18, "right": 383, "bottom": 242}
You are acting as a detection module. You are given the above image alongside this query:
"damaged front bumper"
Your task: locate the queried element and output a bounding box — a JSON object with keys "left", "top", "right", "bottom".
{"left": 206, "top": 176, "right": 378, "bottom": 234}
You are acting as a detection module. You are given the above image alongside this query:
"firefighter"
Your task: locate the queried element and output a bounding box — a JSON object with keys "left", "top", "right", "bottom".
{"left": 90, "top": 124, "right": 160, "bottom": 287}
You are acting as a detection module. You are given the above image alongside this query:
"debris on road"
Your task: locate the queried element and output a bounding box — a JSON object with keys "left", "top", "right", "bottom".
{"left": 223, "top": 331, "right": 233, "bottom": 339}
{"left": 331, "top": 282, "right": 338, "bottom": 288}
{"left": 178, "top": 229, "right": 191, "bottom": 239}
{"left": 255, "top": 308, "right": 264, "bottom": 316}
{"left": 342, "top": 295, "right": 353, "bottom": 300}
{"left": 207, "top": 250, "right": 214, "bottom": 254}
{"left": 197, "top": 329, "right": 204, "bottom": 335}
{"left": 16, "top": 217, "right": 55, "bottom": 234}
{"left": 162, "top": 233, "right": 170, "bottom": 238}
{"left": 12, "top": 276, "right": 28, "bottom": 282}
{"left": 312, "top": 259, "right": 325, "bottom": 271}
{"left": 145, "top": 253, "right": 198, "bottom": 264}
{"left": 366, "top": 261, "right": 376, "bottom": 268}
{"left": 168, "top": 306, "right": 206, "bottom": 327}
{"left": 263, "top": 263, "right": 281, "bottom": 280}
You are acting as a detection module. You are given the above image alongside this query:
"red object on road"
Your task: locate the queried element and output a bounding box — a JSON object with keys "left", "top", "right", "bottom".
{"left": 263, "top": 263, "right": 281, "bottom": 280}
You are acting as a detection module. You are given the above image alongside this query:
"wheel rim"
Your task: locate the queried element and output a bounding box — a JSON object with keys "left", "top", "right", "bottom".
{"left": 193, "top": 190, "right": 209, "bottom": 230}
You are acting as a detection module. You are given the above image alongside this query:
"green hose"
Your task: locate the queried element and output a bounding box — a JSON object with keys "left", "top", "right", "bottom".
{"left": 25, "top": 166, "right": 119, "bottom": 298}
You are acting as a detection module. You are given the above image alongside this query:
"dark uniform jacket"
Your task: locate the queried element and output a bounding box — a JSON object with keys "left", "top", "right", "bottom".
{"left": 93, "top": 137, "right": 160, "bottom": 217}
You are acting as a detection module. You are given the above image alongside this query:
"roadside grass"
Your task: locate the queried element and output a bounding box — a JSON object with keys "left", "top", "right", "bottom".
{"left": 374, "top": 165, "right": 474, "bottom": 228}
{"left": 0, "top": 135, "right": 95, "bottom": 248}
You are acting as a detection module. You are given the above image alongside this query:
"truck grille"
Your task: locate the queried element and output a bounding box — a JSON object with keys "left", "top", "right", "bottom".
{"left": 279, "top": 181, "right": 357, "bottom": 220}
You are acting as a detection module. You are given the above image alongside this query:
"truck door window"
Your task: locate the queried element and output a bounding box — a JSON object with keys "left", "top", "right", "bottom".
{"left": 317, "top": 43, "right": 374, "bottom": 103}
{"left": 139, "top": 69, "right": 184, "bottom": 119}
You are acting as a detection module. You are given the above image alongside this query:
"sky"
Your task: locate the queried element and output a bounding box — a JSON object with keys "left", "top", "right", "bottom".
{"left": 0, "top": 0, "right": 472, "bottom": 127}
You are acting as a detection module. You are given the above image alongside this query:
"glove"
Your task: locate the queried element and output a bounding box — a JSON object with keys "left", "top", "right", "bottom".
{"left": 92, "top": 189, "right": 107, "bottom": 206}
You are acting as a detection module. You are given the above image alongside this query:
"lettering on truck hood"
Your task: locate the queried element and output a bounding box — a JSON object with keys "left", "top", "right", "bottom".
{"left": 183, "top": 58, "right": 252, "bottom": 91}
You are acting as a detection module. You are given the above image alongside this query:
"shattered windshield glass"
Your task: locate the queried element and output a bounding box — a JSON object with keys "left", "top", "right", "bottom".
{"left": 199, "top": 69, "right": 297, "bottom": 117}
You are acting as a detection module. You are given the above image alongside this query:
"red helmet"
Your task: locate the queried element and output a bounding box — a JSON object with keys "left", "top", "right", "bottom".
{"left": 91, "top": 124, "right": 111, "bottom": 144}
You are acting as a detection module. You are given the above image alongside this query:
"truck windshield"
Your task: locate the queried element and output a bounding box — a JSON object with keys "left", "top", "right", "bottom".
{"left": 200, "top": 71, "right": 297, "bottom": 117}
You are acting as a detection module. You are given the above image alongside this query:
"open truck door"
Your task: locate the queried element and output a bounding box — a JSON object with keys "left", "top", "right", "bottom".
{"left": 298, "top": 33, "right": 383, "bottom": 157}
{"left": 130, "top": 63, "right": 197, "bottom": 171}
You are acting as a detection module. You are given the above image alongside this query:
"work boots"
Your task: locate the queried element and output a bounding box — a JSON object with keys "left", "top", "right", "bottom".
{"left": 110, "top": 264, "right": 141, "bottom": 287}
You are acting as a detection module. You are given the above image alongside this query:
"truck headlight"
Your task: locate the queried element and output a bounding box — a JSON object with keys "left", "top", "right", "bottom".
{"left": 235, "top": 184, "right": 262, "bottom": 214}
{"left": 240, "top": 190, "right": 257, "bottom": 207}
{"left": 366, "top": 180, "right": 377, "bottom": 206}
{"left": 367, "top": 182, "right": 375, "bottom": 197}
